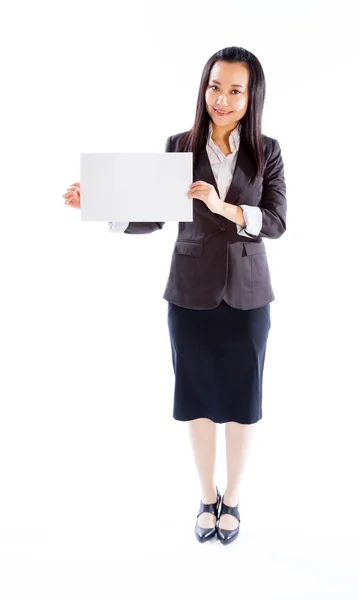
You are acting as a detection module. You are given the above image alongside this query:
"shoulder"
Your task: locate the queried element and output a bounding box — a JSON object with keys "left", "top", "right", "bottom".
{"left": 165, "top": 131, "right": 190, "bottom": 151}
{"left": 262, "top": 133, "right": 284, "bottom": 170}
{"left": 166, "top": 130, "right": 283, "bottom": 161}
{"left": 262, "top": 133, "right": 281, "bottom": 153}
{"left": 262, "top": 133, "right": 283, "bottom": 155}
{"left": 261, "top": 133, "right": 285, "bottom": 180}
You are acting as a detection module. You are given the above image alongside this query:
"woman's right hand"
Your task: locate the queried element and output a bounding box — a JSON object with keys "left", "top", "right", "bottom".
{"left": 63, "top": 182, "right": 80, "bottom": 209}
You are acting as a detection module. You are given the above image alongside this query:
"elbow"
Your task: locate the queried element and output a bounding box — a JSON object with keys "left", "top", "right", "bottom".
{"left": 261, "top": 219, "right": 286, "bottom": 240}
{"left": 271, "top": 221, "right": 286, "bottom": 239}
{"left": 271, "top": 223, "right": 286, "bottom": 240}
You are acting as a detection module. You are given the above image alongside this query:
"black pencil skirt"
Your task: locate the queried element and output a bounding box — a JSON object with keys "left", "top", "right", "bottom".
{"left": 167, "top": 299, "right": 271, "bottom": 424}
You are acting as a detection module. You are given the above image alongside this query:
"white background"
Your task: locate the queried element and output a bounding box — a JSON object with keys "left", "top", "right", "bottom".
{"left": 1, "top": 0, "right": 358, "bottom": 598}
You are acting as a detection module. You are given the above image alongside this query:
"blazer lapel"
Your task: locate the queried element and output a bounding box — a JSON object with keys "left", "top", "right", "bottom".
{"left": 192, "top": 149, "right": 218, "bottom": 193}
{"left": 193, "top": 136, "right": 256, "bottom": 206}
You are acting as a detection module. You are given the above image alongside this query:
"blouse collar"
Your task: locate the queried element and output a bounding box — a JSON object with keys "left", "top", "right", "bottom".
{"left": 207, "top": 121, "right": 242, "bottom": 154}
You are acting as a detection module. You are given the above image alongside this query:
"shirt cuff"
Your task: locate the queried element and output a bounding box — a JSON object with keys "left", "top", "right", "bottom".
{"left": 108, "top": 222, "right": 129, "bottom": 233}
{"left": 236, "top": 205, "right": 262, "bottom": 238}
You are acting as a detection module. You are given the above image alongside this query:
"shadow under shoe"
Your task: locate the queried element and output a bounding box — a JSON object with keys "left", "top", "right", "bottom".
{"left": 216, "top": 497, "right": 241, "bottom": 545}
{"left": 194, "top": 486, "right": 222, "bottom": 543}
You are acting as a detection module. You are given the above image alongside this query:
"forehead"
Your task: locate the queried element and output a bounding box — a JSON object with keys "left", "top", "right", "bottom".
{"left": 209, "top": 61, "right": 249, "bottom": 85}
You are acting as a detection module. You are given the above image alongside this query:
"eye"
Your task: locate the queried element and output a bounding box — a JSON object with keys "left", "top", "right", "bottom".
{"left": 209, "top": 85, "right": 241, "bottom": 94}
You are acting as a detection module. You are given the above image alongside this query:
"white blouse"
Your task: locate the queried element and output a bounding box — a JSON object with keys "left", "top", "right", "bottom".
{"left": 108, "top": 122, "right": 262, "bottom": 237}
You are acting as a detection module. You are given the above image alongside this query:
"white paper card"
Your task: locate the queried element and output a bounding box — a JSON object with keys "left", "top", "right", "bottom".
{"left": 80, "top": 152, "right": 193, "bottom": 222}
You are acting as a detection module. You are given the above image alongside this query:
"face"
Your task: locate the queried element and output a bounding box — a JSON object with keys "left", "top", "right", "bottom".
{"left": 205, "top": 61, "right": 249, "bottom": 128}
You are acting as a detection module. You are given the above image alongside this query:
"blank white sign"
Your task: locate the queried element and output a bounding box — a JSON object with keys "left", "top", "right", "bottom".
{"left": 80, "top": 152, "right": 193, "bottom": 222}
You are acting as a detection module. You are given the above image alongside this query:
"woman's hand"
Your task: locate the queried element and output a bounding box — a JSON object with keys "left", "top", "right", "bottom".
{"left": 63, "top": 182, "right": 81, "bottom": 209}
{"left": 188, "top": 181, "right": 224, "bottom": 215}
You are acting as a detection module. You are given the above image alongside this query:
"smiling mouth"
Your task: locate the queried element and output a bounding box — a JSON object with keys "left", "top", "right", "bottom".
{"left": 214, "top": 108, "right": 232, "bottom": 115}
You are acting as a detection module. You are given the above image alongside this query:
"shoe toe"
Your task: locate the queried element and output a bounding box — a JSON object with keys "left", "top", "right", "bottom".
{"left": 217, "top": 526, "right": 239, "bottom": 544}
{"left": 195, "top": 525, "right": 216, "bottom": 542}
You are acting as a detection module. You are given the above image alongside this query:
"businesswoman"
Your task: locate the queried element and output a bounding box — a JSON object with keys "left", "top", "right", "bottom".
{"left": 63, "top": 46, "right": 287, "bottom": 546}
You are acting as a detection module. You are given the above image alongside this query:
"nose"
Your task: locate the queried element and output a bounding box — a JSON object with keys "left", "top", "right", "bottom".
{"left": 216, "top": 94, "right": 229, "bottom": 106}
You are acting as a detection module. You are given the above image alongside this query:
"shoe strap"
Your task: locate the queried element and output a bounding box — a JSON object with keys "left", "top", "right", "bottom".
{"left": 197, "top": 500, "right": 218, "bottom": 518}
{"left": 220, "top": 500, "right": 241, "bottom": 522}
{"left": 197, "top": 487, "right": 221, "bottom": 518}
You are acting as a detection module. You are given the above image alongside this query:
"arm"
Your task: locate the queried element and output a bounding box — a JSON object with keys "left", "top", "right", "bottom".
{"left": 257, "top": 138, "right": 287, "bottom": 239}
{"left": 109, "top": 220, "right": 165, "bottom": 234}
{"left": 108, "top": 221, "right": 129, "bottom": 233}
{"left": 220, "top": 138, "right": 287, "bottom": 239}
{"left": 108, "top": 136, "right": 172, "bottom": 235}
{"left": 221, "top": 204, "right": 263, "bottom": 238}
{"left": 236, "top": 205, "right": 263, "bottom": 238}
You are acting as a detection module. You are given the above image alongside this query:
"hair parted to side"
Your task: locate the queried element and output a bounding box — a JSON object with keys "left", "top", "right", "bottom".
{"left": 178, "top": 46, "right": 266, "bottom": 178}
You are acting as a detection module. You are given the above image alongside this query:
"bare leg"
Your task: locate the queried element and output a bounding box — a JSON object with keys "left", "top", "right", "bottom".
{"left": 219, "top": 422, "right": 257, "bottom": 530}
{"left": 188, "top": 417, "right": 218, "bottom": 529}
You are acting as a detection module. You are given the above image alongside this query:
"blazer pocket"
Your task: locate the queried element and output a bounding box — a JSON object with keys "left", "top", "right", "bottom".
{"left": 243, "top": 242, "right": 266, "bottom": 256}
{"left": 174, "top": 241, "right": 203, "bottom": 257}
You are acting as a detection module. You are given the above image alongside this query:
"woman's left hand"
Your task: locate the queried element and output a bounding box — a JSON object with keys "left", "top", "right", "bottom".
{"left": 188, "top": 181, "right": 224, "bottom": 215}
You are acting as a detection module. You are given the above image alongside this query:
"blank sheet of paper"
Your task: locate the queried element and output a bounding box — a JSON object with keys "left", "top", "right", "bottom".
{"left": 80, "top": 152, "right": 193, "bottom": 222}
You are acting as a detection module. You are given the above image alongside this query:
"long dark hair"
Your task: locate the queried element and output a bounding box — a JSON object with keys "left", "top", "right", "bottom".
{"left": 178, "top": 46, "right": 266, "bottom": 178}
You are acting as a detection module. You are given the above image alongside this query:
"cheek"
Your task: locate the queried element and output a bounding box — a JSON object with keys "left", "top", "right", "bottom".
{"left": 232, "top": 96, "right": 248, "bottom": 112}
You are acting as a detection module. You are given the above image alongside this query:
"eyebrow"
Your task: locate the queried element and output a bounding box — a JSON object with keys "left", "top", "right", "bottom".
{"left": 210, "top": 79, "right": 245, "bottom": 89}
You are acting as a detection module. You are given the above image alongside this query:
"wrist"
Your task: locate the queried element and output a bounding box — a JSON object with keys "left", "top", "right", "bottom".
{"left": 217, "top": 200, "right": 226, "bottom": 216}
{"left": 221, "top": 202, "right": 242, "bottom": 223}
{"left": 221, "top": 202, "right": 245, "bottom": 226}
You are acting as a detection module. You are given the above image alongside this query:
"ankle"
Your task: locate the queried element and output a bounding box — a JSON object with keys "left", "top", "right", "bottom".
{"left": 201, "top": 485, "right": 217, "bottom": 504}
{"left": 223, "top": 489, "right": 241, "bottom": 506}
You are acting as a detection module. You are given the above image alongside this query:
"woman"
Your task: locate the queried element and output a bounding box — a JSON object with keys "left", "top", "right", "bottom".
{"left": 63, "top": 46, "right": 287, "bottom": 546}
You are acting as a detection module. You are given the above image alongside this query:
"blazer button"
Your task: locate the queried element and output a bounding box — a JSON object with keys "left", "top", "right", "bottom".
{"left": 218, "top": 223, "right": 227, "bottom": 231}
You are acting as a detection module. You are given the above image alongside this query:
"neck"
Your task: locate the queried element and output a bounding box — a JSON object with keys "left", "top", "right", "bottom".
{"left": 211, "top": 121, "right": 238, "bottom": 144}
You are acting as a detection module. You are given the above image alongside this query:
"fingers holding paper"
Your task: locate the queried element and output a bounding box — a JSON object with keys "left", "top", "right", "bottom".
{"left": 188, "top": 181, "right": 224, "bottom": 215}
{"left": 63, "top": 182, "right": 81, "bottom": 209}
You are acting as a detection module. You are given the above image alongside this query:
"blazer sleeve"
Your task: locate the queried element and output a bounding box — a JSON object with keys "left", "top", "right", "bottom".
{"left": 236, "top": 205, "right": 263, "bottom": 238}
{"left": 258, "top": 138, "right": 287, "bottom": 239}
{"left": 108, "top": 136, "right": 172, "bottom": 235}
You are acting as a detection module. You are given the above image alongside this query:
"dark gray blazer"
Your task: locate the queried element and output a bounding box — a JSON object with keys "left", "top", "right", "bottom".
{"left": 122, "top": 131, "right": 287, "bottom": 310}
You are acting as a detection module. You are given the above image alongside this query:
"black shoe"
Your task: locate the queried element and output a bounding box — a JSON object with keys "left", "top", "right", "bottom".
{"left": 194, "top": 486, "right": 221, "bottom": 543}
{"left": 216, "top": 496, "right": 241, "bottom": 545}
